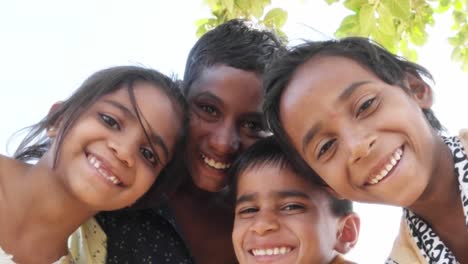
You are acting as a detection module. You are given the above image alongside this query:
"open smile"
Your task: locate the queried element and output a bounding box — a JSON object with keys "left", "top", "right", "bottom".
{"left": 247, "top": 246, "right": 295, "bottom": 262}
{"left": 200, "top": 153, "right": 231, "bottom": 170}
{"left": 365, "top": 146, "right": 404, "bottom": 185}
{"left": 250, "top": 246, "right": 293, "bottom": 256}
{"left": 86, "top": 153, "right": 123, "bottom": 186}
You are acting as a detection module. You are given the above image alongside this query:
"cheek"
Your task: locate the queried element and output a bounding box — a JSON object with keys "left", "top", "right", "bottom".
{"left": 188, "top": 115, "right": 213, "bottom": 142}
{"left": 232, "top": 221, "right": 247, "bottom": 253}
{"left": 136, "top": 169, "right": 158, "bottom": 192}
{"left": 239, "top": 136, "right": 260, "bottom": 151}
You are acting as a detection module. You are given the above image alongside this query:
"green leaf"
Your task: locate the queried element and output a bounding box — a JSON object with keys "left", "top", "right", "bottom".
{"left": 409, "top": 25, "right": 428, "bottom": 45}
{"left": 449, "top": 35, "right": 462, "bottom": 46}
{"left": 325, "top": 0, "right": 340, "bottom": 4}
{"left": 195, "top": 18, "right": 210, "bottom": 27}
{"left": 454, "top": 0, "right": 464, "bottom": 10}
{"left": 343, "top": 0, "right": 367, "bottom": 12}
{"left": 377, "top": 4, "right": 396, "bottom": 35}
{"left": 381, "top": 0, "right": 411, "bottom": 20}
{"left": 196, "top": 24, "right": 209, "bottom": 38}
{"left": 235, "top": 0, "right": 251, "bottom": 12}
{"left": 263, "top": 8, "right": 288, "bottom": 28}
{"left": 453, "top": 10, "right": 467, "bottom": 24}
{"left": 359, "top": 4, "right": 375, "bottom": 36}
{"left": 399, "top": 39, "right": 418, "bottom": 61}
{"left": 204, "top": 0, "right": 220, "bottom": 9}
{"left": 372, "top": 29, "right": 397, "bottom": 52}
{"left": 335, "top": 14, "right": 360, "bottom": 37}
{"left": 434, "top": 0, "right": 452, "bottom": 14}
{"left": 221, "top": 0, "right": 235, "bottom": 14}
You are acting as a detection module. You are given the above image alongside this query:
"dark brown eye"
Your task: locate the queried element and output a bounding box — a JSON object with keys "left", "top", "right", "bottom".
{"left": 140, "top": 147, "right": 159, "bottom": 167}
{"left": 318, "top": 139, "right": 336, "bottom": 159}
{"left": 100, "top": 114, "right": 120, "bottom": 129}
{"left": 356, "top": 97, "right": 376, "bottom": 117}
{"left": 200, "top": 104, "right": 218, "bottom": 116}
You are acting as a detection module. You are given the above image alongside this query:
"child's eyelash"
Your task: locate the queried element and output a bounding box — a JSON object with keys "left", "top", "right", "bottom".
{"left": 99, "top": 113, "right": 120, "bottom": 129}
{"left": 238, "top": 207, "right": 258, "bottom": 214}
{"left": 318, "top": 138, "right": 336, "bottom": 159}
{"left": 356, "top": 97, "right": 376, "bottom": 117}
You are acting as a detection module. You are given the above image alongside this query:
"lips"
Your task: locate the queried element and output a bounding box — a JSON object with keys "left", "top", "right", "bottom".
{"left": 86, "top": 153, "right": 122, "bottom": 186}
{"left": 201, "top": 153, "right": 231, "bottom": 170}
{"left": 250, "top": 246, "right": 293, "bottom": 257}
{"left": 366, "top": 147, "right": 403, "bottom": 185}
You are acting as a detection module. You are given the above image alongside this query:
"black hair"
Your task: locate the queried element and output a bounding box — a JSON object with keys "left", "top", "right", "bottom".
{"left": 182, "top": 18, "right": 285, "bottom": 96}
{"left": 263, "top": 37, "right": 443, "bottom": 186}
{"left": 13, "top": 65, "right": 188, "bottom": 203}
{"left": 228, "top": 136, "right": 353, "bottom": 217}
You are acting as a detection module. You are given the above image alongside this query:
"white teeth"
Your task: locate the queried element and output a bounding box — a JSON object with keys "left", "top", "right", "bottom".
{"left": 367, "top": 147, "right": 403, "bottom": 185}
{"left": 251, "top": 247, "right": 292, "bottom": 256}
{"left": 87, "top": 154, "right": 121, "bottom": 185}
{"left": 201, "top": 154, "right": 231, "bottom": 170}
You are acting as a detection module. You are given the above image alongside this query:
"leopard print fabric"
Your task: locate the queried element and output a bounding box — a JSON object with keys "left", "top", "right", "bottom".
{"left": 386, "top": 136, "right": 468, "bottom": 264}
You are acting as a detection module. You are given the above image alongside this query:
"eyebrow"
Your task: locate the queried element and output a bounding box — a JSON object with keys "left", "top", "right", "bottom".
{"left": 192, "top": 91, "right": 222, "bottom": 105}
{"left": 337, "top": 81, "right": 371, "bottom": 102}
{"left": 236, "top": 193, "right": 257, "bottom": 205}
{"left": 235, "top": 190, "right": 310, "bottom": 205}
{"left": 193, "top": 92, "right": 263, "bottom": 123}
{"left": 276, "top": 190, "right": 310, "bottom": 199}
{"left": 240, "top": 112, "right": 263, "bottom": 122}
{"left": 103, "top": 99, "right": 170, "bottom": 161}
{"left": 301, "top": 81, "right": 371, "bottom": 153}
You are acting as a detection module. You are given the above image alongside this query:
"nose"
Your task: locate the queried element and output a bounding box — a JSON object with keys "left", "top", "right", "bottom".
{"left": 209, "top": 122, "right": 240, "bottom": 155}
{"left": 249, "top": 210, "right": 279, "bottom": 236}
{"left": 108, "top": 135, "right": 137, "bottom": 168}
{"left": 347, "top": 132, "right": 376, "bottom": 164}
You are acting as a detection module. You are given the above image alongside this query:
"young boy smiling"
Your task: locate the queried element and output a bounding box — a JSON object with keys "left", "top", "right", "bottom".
{"left": 230, "top": 136, "right": 360, "bottom": 264}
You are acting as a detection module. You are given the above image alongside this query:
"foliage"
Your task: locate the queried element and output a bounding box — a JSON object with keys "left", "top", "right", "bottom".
{"left": 198, "top": 0, "right": 468, "bottom": 71}
{"left": 329, "top": 0, "right": 468, "bottom": 71}
{"left": 196, "top": 0, "right": 288, "bottom": 40}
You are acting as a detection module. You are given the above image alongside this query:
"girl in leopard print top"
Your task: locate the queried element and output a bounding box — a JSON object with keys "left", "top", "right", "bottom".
{"left": 262, "top": 36, "right": 468, "bottom": 264}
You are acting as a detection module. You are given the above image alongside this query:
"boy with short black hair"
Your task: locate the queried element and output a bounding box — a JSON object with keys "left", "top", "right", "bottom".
{"left": 229, "top": 136, "right": 360, "bottom": 264}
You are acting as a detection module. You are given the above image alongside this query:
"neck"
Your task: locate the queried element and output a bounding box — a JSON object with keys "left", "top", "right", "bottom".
{"left": 177, "top": 176, "right": 215, "bottom": 200}
{"left": 170, "top": 173, "right": 232, "bottom": 211}
{"left": 0, "top": 156, "right": 96, "bottom": 258}
{"left": 408, "top": 137, "right": 462, "bottom": 232}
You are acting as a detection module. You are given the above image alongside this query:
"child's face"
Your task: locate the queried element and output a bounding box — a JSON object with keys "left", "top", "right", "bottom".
{"left": 49, "top": 82, "right": 181, "bottom": 210}
{"left": 232, "top": 164, "right": 339, "bottom": 264}
{"left": 185, "top": 65, "right": 266, "bottom": 192}
{"left": 279, "top": 55, "right": 438, "bottom": 207}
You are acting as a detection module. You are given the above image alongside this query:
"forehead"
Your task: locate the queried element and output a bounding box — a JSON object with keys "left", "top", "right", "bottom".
{"left": 278, "top": 56, "right": 381, "bottom": 143}
{"left": 237, "top": 163, "right": 324, "bottom": 198}
{"left": 105, "top": 82, "right": 181, "bottom": 154}
{"left": 190, "top": 65, "right": 264, "bottom": 111}
{"left": 281, "top": 56, "right": 379, "bottom": 109}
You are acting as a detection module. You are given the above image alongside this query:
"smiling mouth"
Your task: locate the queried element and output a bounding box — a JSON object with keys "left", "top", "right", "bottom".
{"left": 201, "top": 153, "right": 231, "bottom": 170}
{"left": 250, "top": 247, "right": 293, "bottom": 257}
{"left": 87, "top": 154, "right": 122, "bottom": 186}
{"left": 366, "top": 147, "right": 403, "bottom": 185}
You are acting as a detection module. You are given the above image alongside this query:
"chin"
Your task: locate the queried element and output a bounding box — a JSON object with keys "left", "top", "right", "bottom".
{"left": 194, "top": 180, "right": 227, "bottom": 193}
{"left": 190, "top": 169, "right": 228, "bottom": 193}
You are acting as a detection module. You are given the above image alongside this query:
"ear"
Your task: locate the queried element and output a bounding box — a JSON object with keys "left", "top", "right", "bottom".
{"left": 334, "top": 213, "right": 360, "bottom": 254}
{"left": 404, "top": 72, "right": 433, "bottom": 109}
{"left": 46, "top": 101, "right": 63, "bottom": 138}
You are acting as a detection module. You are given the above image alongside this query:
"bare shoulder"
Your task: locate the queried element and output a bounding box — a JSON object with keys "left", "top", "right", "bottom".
{"left": 0, "top": 154, "right": 25, "bottom": 177}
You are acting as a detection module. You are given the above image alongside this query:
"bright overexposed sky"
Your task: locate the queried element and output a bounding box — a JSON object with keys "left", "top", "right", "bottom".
{"left": 1, "top": 1, "right": 467, "bottom": 263}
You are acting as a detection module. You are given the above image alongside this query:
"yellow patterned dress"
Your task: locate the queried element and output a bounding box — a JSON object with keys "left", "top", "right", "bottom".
{"left": 68, "top": 217, "right": 107, "bottom": 264}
